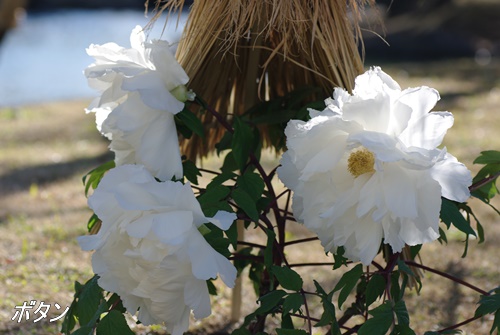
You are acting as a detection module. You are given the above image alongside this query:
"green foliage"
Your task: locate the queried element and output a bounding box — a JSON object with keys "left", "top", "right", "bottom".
{"left": 475, "top": 288, "right": 500, "bottom": 334}
{"left": 82, "top": 161, "right": 115, "bottom": 197}
{"left": 313, "top": 280, "right": 341, "bottom": 335}
{"left": 232, "top": 117, "right": 255, "bottom": 170}
{"left": 175, "top": 106, "right": 205, "bottom": 139}
{"left": 62, "top": 276, "right": 134, "bottom": 335}
{"left": 472, "top": 150, "right": 500, "bottom": 214}
{"left": 182, "top": 159, "right": 201, "bottom": 185}
{"left": 333, "top": 264, "right": 363, "bottom": 308}
{"left": 197, "top": 184, "right": 231, "bottom": 217}
{"left": 366, "top": 274, "right": 386, "bottom": 307}
{"left": 282, "top": 293, "right": 303, "bottom": 316}
{"left": 271, "top": 266, "right": 303, "bottom": 291}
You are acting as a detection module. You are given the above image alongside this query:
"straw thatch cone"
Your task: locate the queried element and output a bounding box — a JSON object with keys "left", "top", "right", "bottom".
{"left": 148, "top": 0, "right": 374, "bottom": 159}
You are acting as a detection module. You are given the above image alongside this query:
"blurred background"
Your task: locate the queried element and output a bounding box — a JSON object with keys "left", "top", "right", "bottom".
{"left": 0, "top": 1, "right": 499, "bottom": 334}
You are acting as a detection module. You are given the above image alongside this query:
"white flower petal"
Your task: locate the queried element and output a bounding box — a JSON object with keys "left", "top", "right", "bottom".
{"left": 184, "top": 278, "right": 211, "bottom": 319}
{"left": 207, "top": 211, "right": 237, "bottom": 231}
{"left": 430, "top": 152, "right": 471, "bottom": 202}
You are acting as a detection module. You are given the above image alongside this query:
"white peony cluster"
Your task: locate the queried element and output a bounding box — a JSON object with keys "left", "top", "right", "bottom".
{"left": 78, "top": 165, "right": 237, "bottom": 335}
{"left": 278, "top": 67, "right": 471, "bottom": 265}
{"left": 81, "top": 26, "right": 236, "bottom": 334}
{"left": 85, "top": 25, "right": 194, "bottom": 181}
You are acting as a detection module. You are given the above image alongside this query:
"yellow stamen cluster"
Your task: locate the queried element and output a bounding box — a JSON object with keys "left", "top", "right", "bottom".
{"left": 347, "top": 148, "right": 375, "bottom": 178}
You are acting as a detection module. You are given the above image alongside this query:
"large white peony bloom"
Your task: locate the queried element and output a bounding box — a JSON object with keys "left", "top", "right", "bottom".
{"left": 78, "top": 165, "right": 237, "bottom": 335}
{"left": 84, "top": 26, "right": 194, "bottom": 181}
{"left": 278, "top": 67, "right": 471, "bottom": 265}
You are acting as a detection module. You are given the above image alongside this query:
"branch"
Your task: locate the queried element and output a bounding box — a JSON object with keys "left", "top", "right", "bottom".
{"left": 405, "top": 260, "right": 490, "bottom": 296}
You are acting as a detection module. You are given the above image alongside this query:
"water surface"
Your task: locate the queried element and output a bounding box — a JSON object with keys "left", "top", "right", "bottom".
{"left": 0, "top": 10, "right": 187, "bottom": 107}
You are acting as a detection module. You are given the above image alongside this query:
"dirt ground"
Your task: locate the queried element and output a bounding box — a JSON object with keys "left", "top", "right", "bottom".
{"left": 0, "top": 58, "right": 499, "bottom": 335}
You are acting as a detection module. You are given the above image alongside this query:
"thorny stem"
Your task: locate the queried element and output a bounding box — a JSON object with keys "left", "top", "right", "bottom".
{"left": 405, "top": 260, "right": 490, "bottom": 296}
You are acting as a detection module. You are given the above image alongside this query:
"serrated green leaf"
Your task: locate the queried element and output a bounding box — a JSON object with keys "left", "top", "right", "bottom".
{"left": 255, "top": 290, "right": 287, "bottom": 315}
{"left": 237, "top": 172, "right": 265, "bottom": 201}
{"left": 282, "top": 293, "right": 303, "bottom": 316}
{"left": 475, "top": 293, "right": 500, "bottom": 317}
{"left": 182, "top": 160, "right": 201, "bottom": 185}
{"left": 76, "top": 275, "right": 103, "bottom": 327}
{"left": 96, "top": 310, "right": 134, "bottom": 335}
{"left": 358, "top": 302, "right": 393, "bottom": 335}
{"left": 272, "top": 266, "right": 303, "bottom": 291}
{"left": 216, "top": 131, "right": 233, "bottom": 155}
{"left": 232, "top": 188, "right": 259, "bottom": 222}
{"left": 440, "top": 198, "right": 476, "bottom": 236}
{"left": 176, "top": 108, "right": 204, "bottom": 138}
{"left": 276, "top": 329, "right": 308, "bottom": 335}
{"left": 333, "top": 264, "right": 363, "bottom": 308}
{"left": 366, "top": 274, "right": 386, "bottom": 307}
{"left": 232, "top": 117, "right": 254, "bottom": 170}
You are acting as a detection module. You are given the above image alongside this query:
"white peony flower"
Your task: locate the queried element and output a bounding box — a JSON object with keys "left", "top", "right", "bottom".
{"left": 278, "top": 67, "right": 471, "bottom": 265}
{"left": 78, "top": 165, "right": 236, "bottom": 335}
{"left": 84, "top": 26, "right": 194, "bottom": 181}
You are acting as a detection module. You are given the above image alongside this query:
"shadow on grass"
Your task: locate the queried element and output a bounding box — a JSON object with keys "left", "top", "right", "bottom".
{"left": 0, "top": 151, "right": 113, "bottom": 197}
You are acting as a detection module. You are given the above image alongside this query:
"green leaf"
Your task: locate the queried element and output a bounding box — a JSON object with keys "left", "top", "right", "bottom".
{"left": 76, "top": 275, "right": 103, "bottom": 327}
{"left": 182, "top": 160, "right": 201, "bottom": 185}
{"left": 473, "top": 150, "right": 500, "bottom": 164}
{"left": 366, "top": 274, "right": 386, "bottom": 307}
{"left": 255, "top": 290, "right": 287, "bottom": 315}
{"left": 282, "top": 293, "right": 303, "bottom": 316}
{"left": 87, "top": 213, "right": 100, "bottom": 233}
{"left": 222, "top": 151, "right": 239, "bottom": 173}
{"left": 232, "top": 329, "right": 252, "bottom": 335}
{"left": 70, "top": 327, "right": 93, "bottom": 335}
{"left": 197, "top": 185, "right": 231, "bottom": 217}
{"left": 392, "top": 325, "right": 416, "bottom": 335}
{"left": 207, "top": 279, "right": 218, "bottom": 295}
{"left": 61, "top": 301, "right": 77, "bottom": 334}
{"left": 237, "top": 172, "right": 265, "bottom": 201}
{"left": 271, "top": 266, "right": 303, "bottom": 291}
{"left": 207, "top": 171, "right": 237, "bottom": 189}
{"left": 333, "top": 264, "right": 363, "bottom": 308}
{"left": 358, "top": 302, "right": 393, "bottom": 335}
{"left": 176, "top": 107, "right": 204, "bottom": 138}
{"left": 490, "top": 308, "right": 500, "bottom": 334}
{"left": 332, "top": 246, "right": 349, "bottom": 269}
{"left": 96, "top": 310, "right": 134, "bottom": 335}
{"left": 394, "top": 300, "right": 410, "bottom": 326}
{"left": 440, "top": 198, "right": 476, "bottom": 236}
{"left": 276, "top": 329, "right": 308, "bottom": 335}
{"left": 82, "top": 161, "right": 115, "bottom": 197}
{"left": 281, "top": 313, "right": 294, "bottom": 329}
{"left": 232, "top": 188, "right": 259, "bottom": 222}
{"left": 232, "top": 117, "right": 254, "bottom": 170}
{"left": 216, "top": 131, "right": 233, "bottom": 155}
{"left": 264, "top": 229, "right": 276, "bottom": 270}
{"left": 475, "top": 292, "right": 500, "bottom": 317}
